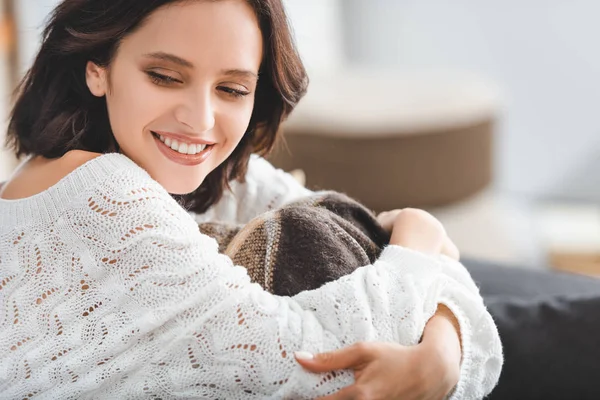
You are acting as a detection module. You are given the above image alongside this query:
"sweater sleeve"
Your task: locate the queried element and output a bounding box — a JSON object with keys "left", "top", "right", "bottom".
{"left": 73, "top": 171, "right": 501, "bottom": 399}
{"left": 433, "top": 255, "right": 504, "bottom": 399}
{"left": 193, "top": 155, "right": 313, "bottom": 224}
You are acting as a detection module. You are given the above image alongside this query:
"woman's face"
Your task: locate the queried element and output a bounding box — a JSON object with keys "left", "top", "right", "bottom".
{"left": 86, "top": 0, "right": 263, "bottom": 194}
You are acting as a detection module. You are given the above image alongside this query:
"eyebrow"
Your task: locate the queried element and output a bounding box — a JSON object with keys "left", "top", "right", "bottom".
{"left": 143, "top": 52, "right": 194, "bottom": 68}
{"left": 221, "top": 69, "right": 259, "bottom": 81}
{"left": 143, "top": 52, "right": 259, "bottom": 80}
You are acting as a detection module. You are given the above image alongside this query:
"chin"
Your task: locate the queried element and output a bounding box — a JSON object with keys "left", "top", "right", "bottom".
{"left": 164, "top": 182, "right": 203, "bottom": 195}
{"left": 148, "top": 160, "right": 211, "bottom": 195}
{"left": 155, "top": 174, "right": 205, "bottom": 196}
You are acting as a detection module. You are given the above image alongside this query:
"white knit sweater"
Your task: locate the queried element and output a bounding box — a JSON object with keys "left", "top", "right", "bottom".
{"left": 0, "top": 154, "right": 502, "bottom": 399}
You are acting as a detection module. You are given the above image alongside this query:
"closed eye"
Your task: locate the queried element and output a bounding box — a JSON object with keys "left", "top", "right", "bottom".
{"left": 146, "top": 71, "right": 183, "bottom": 86}
{"left": 217, "top": 86, "right": 251, "bottom": 98}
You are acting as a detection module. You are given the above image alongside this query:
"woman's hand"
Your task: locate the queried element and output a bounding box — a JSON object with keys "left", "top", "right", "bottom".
{"left": 295, "top": 306, "right": 461, "bottom": 400}
{"left": 377, "top": 208, "right": 459, "bottom": 261}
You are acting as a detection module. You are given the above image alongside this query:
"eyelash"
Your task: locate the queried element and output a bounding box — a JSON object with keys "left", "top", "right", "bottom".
{"left": 146, "top": 71, "right": 251, "bottom": 98}
{"left": 217, "top": 86, "right": 251, "bottom": 98}
{"left": 147, "top": 71, "right": 181, "bottom": 85}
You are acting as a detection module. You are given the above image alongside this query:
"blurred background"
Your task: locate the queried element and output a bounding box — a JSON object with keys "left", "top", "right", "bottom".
{"left": 1, "top": 0, "right": 600, "bottom": 275}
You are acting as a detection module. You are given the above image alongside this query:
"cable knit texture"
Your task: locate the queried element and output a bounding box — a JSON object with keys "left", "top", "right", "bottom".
{"left": 0, "top": 154, "right": 502, "bottom": 399}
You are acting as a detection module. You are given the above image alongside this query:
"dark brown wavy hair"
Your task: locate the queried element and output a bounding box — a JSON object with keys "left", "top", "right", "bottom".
{"left": 5, "top": 0, "right": 308, "bottom": 213}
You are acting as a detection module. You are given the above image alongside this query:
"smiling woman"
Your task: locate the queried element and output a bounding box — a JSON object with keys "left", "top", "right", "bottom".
{"left": 0, "top": 0, "right": 501, "bottom": 399}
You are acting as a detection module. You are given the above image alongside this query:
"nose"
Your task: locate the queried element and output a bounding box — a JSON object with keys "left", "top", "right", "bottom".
{"left": 174, "top": 87, "right": 216, "bottom": 133}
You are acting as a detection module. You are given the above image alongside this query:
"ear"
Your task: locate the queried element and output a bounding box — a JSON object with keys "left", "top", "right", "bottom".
{"left": 85, "top": 61, "right": 108, "bottom": 97}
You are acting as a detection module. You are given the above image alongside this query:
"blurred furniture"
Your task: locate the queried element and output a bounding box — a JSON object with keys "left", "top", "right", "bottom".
{"left": 535, "top": 201, "right": 600, "bottom": 277}
{"left": 1, "top": 0, "right": 18, "bottom": 86}
{"left": 269, "top": 69, "right": 500, "bottom": 213}
{"left": 0, "top": 0, "right": 18, "bottom": 180}
{"left": 431, "top": 193, "right": 600, "bottom": 272}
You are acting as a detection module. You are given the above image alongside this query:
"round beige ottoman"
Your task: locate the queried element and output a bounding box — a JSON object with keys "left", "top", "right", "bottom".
{"left": 268, "top": 69, "right": 501, "bottom": 213}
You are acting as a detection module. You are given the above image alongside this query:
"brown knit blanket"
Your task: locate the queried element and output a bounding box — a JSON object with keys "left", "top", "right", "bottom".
{"left": 199, "top": 192, "right": 390, "bottom": 296}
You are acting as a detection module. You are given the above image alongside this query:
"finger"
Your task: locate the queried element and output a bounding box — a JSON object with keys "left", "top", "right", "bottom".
{"left": 441, "top": 236, "right": 460, "bottom": 261}
{"left": 376, "top": 209, "right": 401, "bottom": 232}
{"left": 295, "top": 343, "right": 376, "bottom": 373}
{"left": 389, "top": 208, "right": 447, "bottom": 253}
{"left": 316, "top": 385, "right": 357, "bottom": 400}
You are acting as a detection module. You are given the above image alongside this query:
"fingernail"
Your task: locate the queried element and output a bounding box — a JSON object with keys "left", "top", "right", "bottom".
{"left": 294, "top": 351, "right": 314, "bottom": 360}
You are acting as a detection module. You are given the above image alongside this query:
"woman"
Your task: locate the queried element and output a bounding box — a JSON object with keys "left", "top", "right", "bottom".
{"left": 0, "top": 0, "right": 502, "bottom": 398}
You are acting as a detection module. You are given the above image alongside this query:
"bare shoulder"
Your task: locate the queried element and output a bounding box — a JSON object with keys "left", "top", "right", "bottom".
{"left": 59, "top": 150, "right": 103, "bottom": 171}
{"left": 0, "top": 150, "right": 102, "bottom": 200}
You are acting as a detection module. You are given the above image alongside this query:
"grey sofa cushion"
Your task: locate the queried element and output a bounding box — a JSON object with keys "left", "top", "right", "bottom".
{"left": 463, "top": 259, "right": 600, "bottom": 400}
{"left": 466, "top": 259, "right": 600, "bottom": 299}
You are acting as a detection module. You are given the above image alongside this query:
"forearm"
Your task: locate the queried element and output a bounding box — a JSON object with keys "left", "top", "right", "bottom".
{"left": 421, "top": 304, "right": 463, "bottom": 383}
{"left": 431, "top": 273, "right": 503, "bottom": 399}
{"left": 424, "top": 304, "right": 463, "bottom": 356}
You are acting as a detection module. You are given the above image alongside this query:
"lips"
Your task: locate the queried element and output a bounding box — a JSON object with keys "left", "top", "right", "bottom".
{"left": 151, "top": 131, "right": 214, "bottom": 166}
{"left": 155, "top": 132, "right": 207, "bottom": 155}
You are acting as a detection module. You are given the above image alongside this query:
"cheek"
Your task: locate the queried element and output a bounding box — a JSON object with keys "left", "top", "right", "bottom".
{"left": 220, "top": 100, "right": 255, "bottom": 146}
{"left": 106, "top": 78, "right": 161, "bottom": 144}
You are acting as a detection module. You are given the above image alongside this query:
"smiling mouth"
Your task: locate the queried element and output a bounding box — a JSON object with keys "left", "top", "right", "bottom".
{"left": 151, "top": 131, "right": 214, "bottom": 155}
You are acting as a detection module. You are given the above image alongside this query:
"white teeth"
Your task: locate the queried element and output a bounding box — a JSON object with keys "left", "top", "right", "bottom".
{"left": 157, "top": 133, "right": 209, "bottom": 155}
